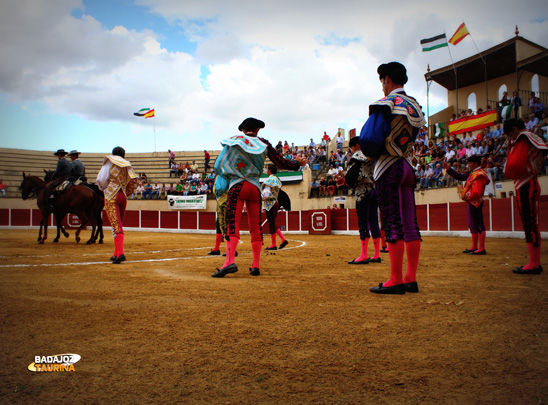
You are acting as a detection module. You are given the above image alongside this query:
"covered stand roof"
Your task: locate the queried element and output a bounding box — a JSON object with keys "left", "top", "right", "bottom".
{"left": 426, "top": 36, "right": 548, "bottom": 90}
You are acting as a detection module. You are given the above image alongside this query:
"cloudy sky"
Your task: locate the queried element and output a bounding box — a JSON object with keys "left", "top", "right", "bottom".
{"left": 0, "top": 0, "right": 546, "bottom": 153}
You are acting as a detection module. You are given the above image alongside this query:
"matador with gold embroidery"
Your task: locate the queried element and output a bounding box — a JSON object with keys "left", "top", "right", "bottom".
{"left": 96, "top": 146, "right": 136, "bottom": 264}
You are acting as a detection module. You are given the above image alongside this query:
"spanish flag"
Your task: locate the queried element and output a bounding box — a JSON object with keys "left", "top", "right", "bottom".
{"left": 448, "top": 110, "right": 497, "bottom": 135}
{"left": 144, "top": 109, "right": 155, "bottom": 119}
{"left": 449, "top": 22, "right": 469, "bottom": 46}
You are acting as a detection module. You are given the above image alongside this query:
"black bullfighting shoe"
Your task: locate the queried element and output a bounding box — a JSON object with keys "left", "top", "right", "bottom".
{"left": 279, "top": 240, "right": 289, "bottom": 249}
{"left": 208, "top": 249, "right": 221, "bottom": 255}
{"left": 404, "top": 282, "right": 419, "bottom": 293}
{"left": 368, "top": 257, "right": 382, "bottom": 263}
{"left": 249, "top": 267, "right": 260, "bottom": 276}
{"left": 112, "top": 254, "right": 126, "bottom": 264}
{"left": 348, "top": 258, "right": 370, "bottom": 264}
{"left": 265, "top": 246, "right": 277, "bottom": 251}
{"left": 462, "top": 249, "right": 476, "bottom": 253}
{"left": 370, "top": 283, "right": 406, "bottom": 295}
{"left": 211, "top": 263, "right": 238, "bottom": 278}
{"left": 470, "top": 250, "right": 487, "bottom": 255}
{"left": 512, "top": 266, "right": 543, "bottom": 275}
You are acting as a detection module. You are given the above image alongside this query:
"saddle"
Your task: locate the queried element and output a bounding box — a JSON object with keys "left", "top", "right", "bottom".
{"left": 54, "top": 180, "right": 72, "bottom": 193}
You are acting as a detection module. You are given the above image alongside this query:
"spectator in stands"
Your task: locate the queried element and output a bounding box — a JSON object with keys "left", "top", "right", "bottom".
{"left": 142, "top": 182, "right": 153, "bottom": 199}
{"left": 0, "top": 179, "right": 5, "bottom": 197}
{"left": 477, "top": 140, "right": 488, "bottom": 156}
{"left": 499, "top": 91, "right": 510, "bottom": 107}
{"left": 179, "top": 171, "right": 188, "bottom": 182}
{"left": 189, "top": 180, "right": 198, "bottom": 195}
{"left": 204, "top": 150, "right": 211, "bottom": 171}
{"left": 432, "top": 163, "right": 444, "bottom": 188}
{"left": 531, "top": 97, "right": 545, "bottom": 119}
{"left": 511, "top": 90, "right": 523, "bottom": 119}
{"left": 190, "top": 160, "right": 199, "bottom": 172}
{"left": 423, "top": 164, "right": 434, "bottom": 189}
{"left": 206, "top": 169, "right": 216, "bottom": 182}
{"left": 485, "top": 154, "right": 502, "bottom": 181}
{"left": 199, "top": 181, "right": 208, "bottom": 195}
{"left": 440, "top": 165, "right": 454, "bottom": 187}
{"left": 528, "top": 92, "right": 536, "bottom": 110}
{"left": 327, "top": 164, "right": 338, "bottom": 178}
{"left": 152, "top": 182, "right": 160, "bottom": 199}
{"left": 309, "top": 138, "right": 316, "bottom": 148}
{"left": 173, "top": 181, "right": 183, "bottom": 195}
{"left": 526, "top": 113, "right": 539, "bottom": 131}
{"left": 135, "top": 182, "right": 144, "bottom": 199}
{"left": 275, "top": 141, "right": 283, "bottom": 154}
{"left": 326, "top": 176, "right": 336, "bottom": 196}
{"left": 455, "top": 143, "right": 467, "bottom": 163}
{"left": 336, "top": 132, "right": 344, "bottom": 152}
{"left": 443, "top": 146, "right": 456, "bottom": 164}
{"left": 335, "top": 174, "right": 348, "bottom": 195}
{"left": 165, "top": 183, "right": 174, "bottom": 197}
{"left": 168, "top": 150, "right": 175, "bottom": 168}
{"left": 319, "top": 177, "right": 328, "bottom": 197}
{"left": 310, "top": 178, "right": 319, "bottom": 197}
{"left": 177, "top": 162, "right": 184, "bottom": 177}
{"left": 169, "top": 162, "right": 178, "bottom": 177}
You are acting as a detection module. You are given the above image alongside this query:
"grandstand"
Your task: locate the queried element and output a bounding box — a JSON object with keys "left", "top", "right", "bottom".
{"left": 1, "top": 146, "right": 547, "bottom": 213}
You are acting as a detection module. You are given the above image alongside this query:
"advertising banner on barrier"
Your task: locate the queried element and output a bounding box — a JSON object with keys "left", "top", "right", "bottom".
{"left": 167, "top": 195, "right": 207, "bottom": 210}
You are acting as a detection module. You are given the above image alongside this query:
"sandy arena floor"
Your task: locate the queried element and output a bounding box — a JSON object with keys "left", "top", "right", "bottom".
{"left": 0, "top": 229, "right": 547, "bottom": 404}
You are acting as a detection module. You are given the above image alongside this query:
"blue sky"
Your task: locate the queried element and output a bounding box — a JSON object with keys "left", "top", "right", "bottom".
{"left": 0, "top": 0, "right": 547, "bottom": 154}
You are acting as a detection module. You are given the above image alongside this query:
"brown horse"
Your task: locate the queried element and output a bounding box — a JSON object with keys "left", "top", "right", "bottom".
{"left": 44, "top": 170, "right": 105, "bottom": 244}
{"left": 20, "top": 173, "right": 99, "bottom": 244}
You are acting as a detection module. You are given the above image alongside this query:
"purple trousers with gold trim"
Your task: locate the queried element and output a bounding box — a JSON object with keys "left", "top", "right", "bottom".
{"left": 375, "top": 159, "right": 421, "bottom": 244}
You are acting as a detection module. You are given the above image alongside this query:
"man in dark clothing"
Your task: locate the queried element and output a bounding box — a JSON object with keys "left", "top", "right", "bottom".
{"left": 44, "top": 149, "right": 71, "bottom": 209}
{"left": 69, "top": 150, "right": 86, "bottom": 182}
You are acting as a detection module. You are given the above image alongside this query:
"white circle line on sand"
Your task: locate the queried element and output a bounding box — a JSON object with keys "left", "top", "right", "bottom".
{"left": 0, "top": 240, "right": 307, "bottom": 268}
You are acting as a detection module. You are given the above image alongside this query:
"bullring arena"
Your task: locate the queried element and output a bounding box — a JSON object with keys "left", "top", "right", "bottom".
{"left": 1, "top": 147, "right": 547, "bottom": 403}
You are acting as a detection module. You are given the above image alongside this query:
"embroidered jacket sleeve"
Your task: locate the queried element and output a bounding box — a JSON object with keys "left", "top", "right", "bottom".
{"left": 504, "top": 137, "right": 534, "bottom": 180}
{"left": 446, "top": 167, "right": 470, "bottom": 182}
{"left": 359, "top": 109, "right": 390, "bottom": 160}
{"left": 260, "top": 137, "right": 301, "bottom": 171}
{"left": 344, "top": 160, "right": 362, "bottom": 187}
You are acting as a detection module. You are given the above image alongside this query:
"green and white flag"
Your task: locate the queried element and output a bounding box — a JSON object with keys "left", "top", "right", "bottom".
{"left": 499, "top": 103, "right": 513, "bottom": 120}
{"left": 420, "top": 34, "right": 448, "bottom": 52}
{"left": 434, "top": 122, "right": 447, "bottom": 137}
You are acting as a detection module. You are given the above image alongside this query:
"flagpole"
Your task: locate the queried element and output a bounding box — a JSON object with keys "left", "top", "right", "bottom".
{"left": 154, "top": 109, "right": 157, "bottom": 152}
{"left": 445, "top": 31, "right": 459, "bottom": 115}
{"left": 464, "top": 22, "right": 489, "bottom": 110}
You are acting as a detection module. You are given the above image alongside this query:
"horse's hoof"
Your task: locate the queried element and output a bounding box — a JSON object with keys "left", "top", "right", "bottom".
{"left": 76, "top": 238, "right": 80, "bottom": 243}
{"left": 39, "top": 241, "right": 44, "bottom": 245}
{"left": 99, "top": 240, "right": 103, "bottom": 244}
{"left": 53, "top": 239, "right": 59, "bottom": 243}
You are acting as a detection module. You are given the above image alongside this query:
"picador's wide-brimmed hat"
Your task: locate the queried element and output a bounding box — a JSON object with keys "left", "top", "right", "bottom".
{"left": 238, "top": 117, "right": 265, "bottom": 132}
{"left": 53, "top": 149, "right": 68, "bottom": 156}
{"left": 69, "top": 150, "right": 81, "bottom": 155}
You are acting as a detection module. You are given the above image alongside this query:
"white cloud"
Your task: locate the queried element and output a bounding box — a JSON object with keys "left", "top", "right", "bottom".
{"left": 1, "top": 0, "right": 547, "bottom": 152}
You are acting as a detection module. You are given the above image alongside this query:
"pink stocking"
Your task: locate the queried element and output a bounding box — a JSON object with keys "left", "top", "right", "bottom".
{"left": 384, "top": 240, "right": 404, "bottom": 287}
{"left": 213, "top": 233, "right": 223, "bottom": 251}
{"left": 372, "top": 238, "right": 381, "bottom": 259}
{"left": 223, "top": 237, "right": 239, "bottom": 267}
{"left": 251, "top": 241, "right": 262, "bottom": 269}
{"left": 356, "top": 238, "right": 369, "bottom": 261}
{"left": 269, "top": 233, "right": 277, "bottom": 248}
{"left": 404, "top": 239, "right": 421, "bottom": 284}
{"left": 276, "top": 228, "right": 286, "bottom": 243}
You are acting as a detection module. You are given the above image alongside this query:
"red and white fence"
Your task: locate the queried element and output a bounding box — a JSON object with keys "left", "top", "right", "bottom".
{"left": 1, "top": 196, "right": 547, "bottom": 238}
